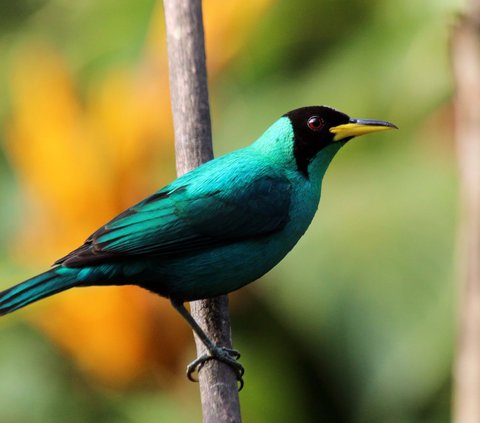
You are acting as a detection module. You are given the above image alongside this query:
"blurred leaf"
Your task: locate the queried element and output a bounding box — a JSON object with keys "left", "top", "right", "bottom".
{"left": 0, "top": 323, "right": 126, "bottom": 423}
{"left": 0, "top": 0, "right": 47, "bottom": 34}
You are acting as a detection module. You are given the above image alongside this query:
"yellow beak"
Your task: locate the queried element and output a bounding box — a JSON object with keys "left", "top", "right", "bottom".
{"left": 330, "top": 118, "right": 398, "bottom": 142}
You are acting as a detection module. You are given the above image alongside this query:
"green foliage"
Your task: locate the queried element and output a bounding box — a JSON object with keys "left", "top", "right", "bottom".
{"left": 0, "top": 0, "right": 47, "bottom": 33}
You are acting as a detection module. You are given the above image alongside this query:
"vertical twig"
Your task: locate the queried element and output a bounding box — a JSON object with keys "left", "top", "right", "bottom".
{"left": 452, "top": 6, "right": 480, "bottom": 423}
{"left": 162, "top": 1, "right": 242, "bottom": 422}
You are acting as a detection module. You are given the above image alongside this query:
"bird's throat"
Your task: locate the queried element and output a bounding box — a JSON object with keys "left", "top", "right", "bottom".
{"left": 304, "top": 141, "right": 346, "bottom": 181}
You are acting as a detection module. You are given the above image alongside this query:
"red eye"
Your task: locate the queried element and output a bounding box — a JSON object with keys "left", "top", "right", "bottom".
{"left": 307, "top": 116, "right": 324, "bottom": 131}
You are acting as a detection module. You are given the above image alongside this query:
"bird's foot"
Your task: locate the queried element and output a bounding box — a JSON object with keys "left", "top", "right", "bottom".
{"left": 187, "top": 346, "right": 244, "bottom": 390}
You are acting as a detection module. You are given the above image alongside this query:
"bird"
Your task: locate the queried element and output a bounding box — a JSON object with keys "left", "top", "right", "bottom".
{"left": 0, "top": 106, "right": 396, "bottom": 388}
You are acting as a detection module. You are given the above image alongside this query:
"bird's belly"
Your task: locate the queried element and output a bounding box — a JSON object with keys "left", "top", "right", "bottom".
{"left": 143, "top": 199, "right": 318, "bottom": 301}
{"left": 146, "top": 238, "right": 293, "bottom": 300}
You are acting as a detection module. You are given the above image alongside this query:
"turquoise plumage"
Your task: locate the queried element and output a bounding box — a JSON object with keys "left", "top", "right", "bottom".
{"left": 0, "top": 106, "right": 396, "bottom": 384}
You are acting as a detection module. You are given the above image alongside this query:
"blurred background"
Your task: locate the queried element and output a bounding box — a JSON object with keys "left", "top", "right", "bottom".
{"left": 0, "top": 0, "right": 460, "bottom": 421}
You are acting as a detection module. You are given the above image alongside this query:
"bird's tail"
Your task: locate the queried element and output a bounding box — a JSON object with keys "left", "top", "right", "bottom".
{"left": 0, "top": 267, "right": 78, "bottom": 316}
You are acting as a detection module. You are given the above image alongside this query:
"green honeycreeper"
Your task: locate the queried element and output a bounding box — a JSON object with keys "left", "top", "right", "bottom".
{"left": 0, "top": 106, "right": 396, "bottom": 385}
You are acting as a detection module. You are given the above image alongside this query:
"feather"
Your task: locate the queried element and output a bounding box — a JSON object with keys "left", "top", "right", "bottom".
{"left": 56, "top": 157, "right": 292, "bottom": 268}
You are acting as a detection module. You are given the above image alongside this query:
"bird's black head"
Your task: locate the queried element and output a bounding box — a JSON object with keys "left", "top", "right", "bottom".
{"left": 284, "top": 106, "right": 397, "bottom": 177}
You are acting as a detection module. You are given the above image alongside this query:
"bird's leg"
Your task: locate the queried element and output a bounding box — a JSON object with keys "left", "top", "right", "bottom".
{"left": 171, "top": 299, "right": 244, "bottom": 390}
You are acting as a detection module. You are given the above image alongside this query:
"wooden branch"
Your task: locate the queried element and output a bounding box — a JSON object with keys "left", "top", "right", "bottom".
{"left": 452, "top": 9, "right": 480, "bottom": 423}
{"left": 162, "top": 1, "right": 242, "bottom": 421}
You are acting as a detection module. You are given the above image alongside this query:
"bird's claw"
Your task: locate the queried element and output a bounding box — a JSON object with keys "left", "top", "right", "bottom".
{"left": 187, "top": 346, "right": 244, "bottom": 390}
